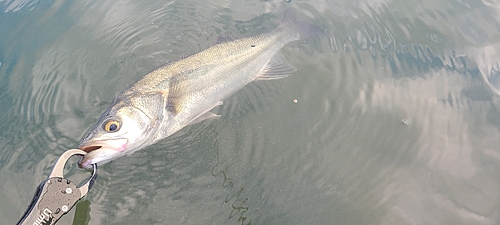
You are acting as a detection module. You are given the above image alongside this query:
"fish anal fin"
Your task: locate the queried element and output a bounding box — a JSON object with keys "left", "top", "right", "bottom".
{"left": 255, "top": 52, "right": 296, "bottom": 81}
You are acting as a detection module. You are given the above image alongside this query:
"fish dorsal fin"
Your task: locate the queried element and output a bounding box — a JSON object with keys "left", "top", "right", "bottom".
{"left": 255, "top": 52, "right": 297, "bottom": 81}
{"left": 214, "top": 36, "right": 235, "bottom": 45}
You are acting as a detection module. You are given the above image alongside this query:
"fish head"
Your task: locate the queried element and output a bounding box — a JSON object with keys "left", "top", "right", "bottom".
{"left": 78, "top": 100, "right": 156, "bottom": 168}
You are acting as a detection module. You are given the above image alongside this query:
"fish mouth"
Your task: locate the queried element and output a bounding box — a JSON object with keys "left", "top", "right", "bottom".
{"left": 78, "top": 139, "right": 128, "bottom": 168}
{"left": 79, "top": 145, "right": 102, "bottom": 153}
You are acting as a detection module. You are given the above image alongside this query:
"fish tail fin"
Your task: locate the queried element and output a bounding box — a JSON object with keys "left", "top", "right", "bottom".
{"left": 278, "top": 7, "right": 323, "bottom": 41}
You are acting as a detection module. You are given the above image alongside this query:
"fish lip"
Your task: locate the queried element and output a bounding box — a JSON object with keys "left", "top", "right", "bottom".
{"left": 77, "top": 146, "right": 124, "bottom": 168}
{"left": 78, "top": 156, "right": 95, "bottom": 169}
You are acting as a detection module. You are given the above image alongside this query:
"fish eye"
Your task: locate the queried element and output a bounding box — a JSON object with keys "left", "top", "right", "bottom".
{"left": 103, "top": 120, "right": 121, "bottom": 132}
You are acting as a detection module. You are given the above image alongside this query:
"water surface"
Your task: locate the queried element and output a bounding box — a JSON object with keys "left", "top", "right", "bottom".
{"left": 2, "top": 0, "right": 500, "bottom": 224}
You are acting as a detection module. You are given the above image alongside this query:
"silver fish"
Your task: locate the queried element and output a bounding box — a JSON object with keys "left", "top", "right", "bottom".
{"left": 78, "top": 11, "right": 317, "bottom": 168}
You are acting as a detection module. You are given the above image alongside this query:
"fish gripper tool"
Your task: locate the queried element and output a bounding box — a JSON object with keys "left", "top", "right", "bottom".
{"left": 17, "top": 149, "right": 97, "bottom": 225}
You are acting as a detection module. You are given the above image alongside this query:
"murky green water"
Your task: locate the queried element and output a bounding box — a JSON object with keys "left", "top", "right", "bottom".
{"left": 2, "top": 0, "right": 500, "bottom": 224}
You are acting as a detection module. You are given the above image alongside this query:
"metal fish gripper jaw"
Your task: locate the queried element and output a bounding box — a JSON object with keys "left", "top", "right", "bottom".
{"left": 17, "top": 149, "right": 97, "bottom": 225}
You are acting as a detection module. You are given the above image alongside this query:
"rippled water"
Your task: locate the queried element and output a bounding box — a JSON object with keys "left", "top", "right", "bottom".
{"left": 2, "top": 0, "right": 500, "bottom": 224}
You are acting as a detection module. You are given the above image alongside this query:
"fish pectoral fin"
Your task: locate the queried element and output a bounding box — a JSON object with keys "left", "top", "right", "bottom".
{"left": 165, "top": 94, "right": 189, "bottom": 115}
{"left": 255, "top": 52, "right": 297, "bottom": 81}
{"left": 187, "top": 111, "right": 221, "bottom": 126}
{"left": 166, "top": 97, "right": 178, "bottom": 115}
